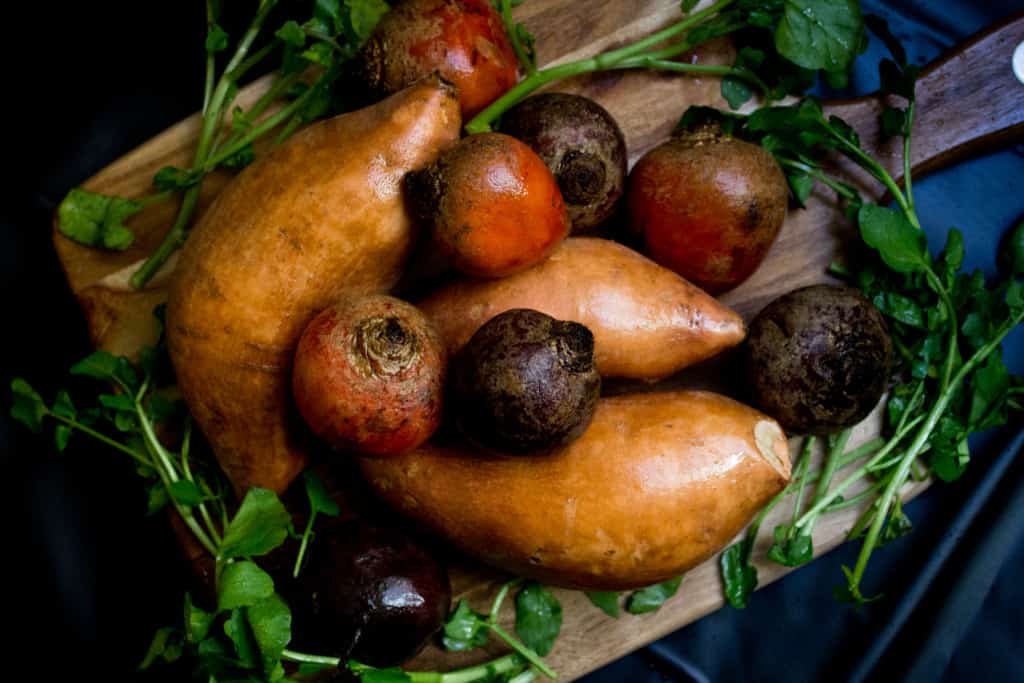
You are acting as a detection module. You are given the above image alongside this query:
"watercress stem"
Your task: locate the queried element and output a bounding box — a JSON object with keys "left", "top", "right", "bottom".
{"left": 48, "top": 412, "right": 152, "bottom": 466}
{"left": 292, "top": 512, "right": 317, "bottom": 579}
{"left": 801, "top": 430, "right": 851, "bottom": 533}
{"left": 847, "top": 313, "right": 1024, "bottom": 595}
{"left": 464, "top": 0, "right": 736, "bottom": 133}
{"left": 501, "top": 0, "right": 536, "bottom": 75}
{"left": 903, "top": 101, "right": 916, "bottom": 215}
{"left": 130, "top": 185, "right": 202, "bottom": 289}
{"left": 794, "top": 416, "right": 925, "bottom": 530}
{"left": 491, "top": 578, "right": 524, "bottom": 622}
{"left": 489, "top": 624, "right": 557, "bottom": 679}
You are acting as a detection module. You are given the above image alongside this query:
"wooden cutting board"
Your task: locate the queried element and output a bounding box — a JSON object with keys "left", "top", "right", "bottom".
{"left": 51, "top": 3, "right": 1024, "bottom": 680}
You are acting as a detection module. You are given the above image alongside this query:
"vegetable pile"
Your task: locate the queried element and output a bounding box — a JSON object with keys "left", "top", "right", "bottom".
{"left": 13, "top": 0, "right": 1024, "bottom": 682}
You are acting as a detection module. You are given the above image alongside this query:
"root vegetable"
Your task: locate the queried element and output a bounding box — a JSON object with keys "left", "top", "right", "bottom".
{"left": 292, "top": 295, "right": 446, "bottom": 457}
{"left": 417, "top": 237, "right": 746, "bottom": 380}
{"left": 452, "top": 309, "right": 600, "bottom": 453}
{"left": 628, "top": 123, "right": 789, "bottom": 294}
{"left": 499, "top": 93, "right": 628, "bottom": 233}
{"left": 354, "top": 0, "right": 518, "bottom": 119}
{"left": 360, "top": 391, "right": 791, "bottom": 590}
{"left": 166, "top": 77, "right": 462, "bottom": 495}
{"left": 406, "top": 132, "right": 570, "bottom": 279}
{"left": 286, "top": 519, "right": 451, "bottom": 667}
{"left": 744, "top": 284, "right": 893, "bottom": 434}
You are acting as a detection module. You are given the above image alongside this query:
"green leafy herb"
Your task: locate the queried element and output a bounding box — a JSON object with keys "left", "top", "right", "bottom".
{"left": 292, "top": 469, "right": 341, "bottom": 578}
{"left": 584, "top": 591, "right": 621, "bottom": 618}
{"left": 217, "top": 561, "right": 276, "bottom": 612}
{"left": 625, "top": 576, "right": 683, "bottom": 614}
{"left": 858, "top": 205, "right": 928, "bottom": 273}
{"left": 774, "top": 0, "right": 864, "bottom": 72}
{"left": 248, "top": 593, "right": 292, "bottom": 676}
{"left": 720, "top": 539, "right": 758, "bottom": 608}
{"left": 224, "top": 608, "right": 261, "bottom": 669}
{"left": 219, "top": 488, "right": 292, "bottom": 559}
{"left": 56, "top": 189, "right": 143, "bottom": 250}
{"left": 442, "top": 600, "right": 490, "bottom": 652}
{"left": 514, "top": 583, "right": 562, "bottom": 656}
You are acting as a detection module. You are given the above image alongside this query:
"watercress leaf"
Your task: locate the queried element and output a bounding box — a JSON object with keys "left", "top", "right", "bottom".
{"left": 99, "top": 393, "right": 135, "bottom": 413}
{"left": 675, "top": 106, "right": 746, "bottom": 137}
{"left": 969, "top": 354, "right": 1010, "bottom": 430}
{"left": 872, "top": 291, "right": 925, "bottom": 328}
{"left": 220, "top": 488, "right": 292, "bottom": 559}
{"left": 786, "top": 170, "right": 815, "bottom": 207}
{"left": 347, "top": 0, "right": 391, "bottom": 43}
{"left": 138, "top": 626, "right": 180, "bottom": 670}
{"left": 626, "top": 576, "right": 683, "bottom": 614}
{"left": 828, "top": 115, "right": 860, "bottom": 148}
{"left": 221, "top": 143, "right": 255, "bottom": 170}
{"left": 153, "top": 166, "right": 202, "bottom": 192}
{"left": 999, "top": 221, "right": 1024, "bottom": 275}
{"left": 928, "top": 415, "right": 970, "bottom": 482}
{"left": 722, "top": 76, "right": 753, "bottom": 110}
{"left": 276, "top": 20, "right": 306, "bottom": 47}
{"left": 720, "top": 540, "right": 758, "bottom": 608}
{"left": 146, "top": 481, "right": 170, "bottom": 515}
{"left": 303, "top": 470, "right": 340, "bottom": 517}
{"left": 442, "top": 600, "right": 489, "bottom": 652}
{"left": 225, "top": 608, "right": 261, "bottom": 669}
{"left": 70, "top": 350, "right": 138, "bottom": 390}
{"left": 514, "top": 582, "right": 562, "bottom": 656}
{"left": 169, "top": 479, "right": 205, "bottom": 507}
{"left": 301, "top": 41, "right": 336, "bottom": 67}
{"left": 878, "top": 500, "right": 913, "bottom": 547}
{"left": 775, "top": 0, "right": 863, "bottom": 73}
{"left": 879, "top": 59, "right": 919, "bottom": 101}
{"left": 585, "top": 591, "right": 621, "bottom": 618}
{"left": 10, "top": 378, "right": 46, "bottom": 434}
{"left": 880, "top": 106, "right": 908, "bottom": 137}
{"left": 1007, "top": 279, "right": 1024, "bottom": 315}
{"left": 147, "top": 393, "right": 182, "bottom": 424}
{"left": 206, "top": 22, "right": 230, "bottom": 53}
{"left": 936, "top": 227, "right": 965, "bottom": 284}
{"left": 767, "top": 531, "right": 813, "bottom": 567}
{"left": 865, "top": 14, "right": 906, "bottom": 66}
{"left": 515, "top": 21, "right": 538, "bottom": 70}
{"left": 218, "top": 561, "right": 275, "bottom": 612}
{"left": 57, "top": 189, "right": 139, "bottom": 250}
{"left": 961, "top": 311, "right": 992, "bottom": 352}
{"left": 185, "top": 593, "right": 215, "bottom": 643}
{"left": 196, "top": 636, "right": 238, "bottom": 680}
{"left": 248, "top": 593, "right": 292, "bottom": 676}
{"left": 858, "top": 204, "right": 928, "bottom": 274}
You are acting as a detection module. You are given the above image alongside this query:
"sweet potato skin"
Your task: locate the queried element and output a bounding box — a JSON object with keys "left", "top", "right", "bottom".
{"left": 360, "top": 391, "right": 791, "bottom": 590}
{"left": 167, "top": 78, "right": 461, "bottom": 495}
{"left": 418, "top": 237, "right": 746, "bottom": 380}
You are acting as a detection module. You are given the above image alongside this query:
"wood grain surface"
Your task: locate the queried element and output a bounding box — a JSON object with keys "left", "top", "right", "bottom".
{"left": 50, "top": 3, "right": 1024, "bottom": 680}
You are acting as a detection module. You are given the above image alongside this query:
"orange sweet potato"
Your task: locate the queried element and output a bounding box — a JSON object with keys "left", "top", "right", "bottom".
{"left": 418, "top": 237, "right": 746, "bottom": 380}
{"left": 166, "top": 78, "right": 461, "bottom": 495}
{"left": 360, "top": 391, "right": 791, "bottom": 590}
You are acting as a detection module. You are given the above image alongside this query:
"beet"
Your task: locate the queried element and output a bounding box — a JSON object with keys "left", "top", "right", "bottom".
{"left": 452, "top": 308, "right": 600, "bottom": 453}
{"left": 292, "top": 295, "right": 446, "bottom": 456}
{"left": 286, "top": 519, "right": 451, "bottom": 667}
{"left": 744, "top": 284, "right": 893, "bottom": 434}
{"left": 500, "top": 93, "right": 628, "bottom": 233}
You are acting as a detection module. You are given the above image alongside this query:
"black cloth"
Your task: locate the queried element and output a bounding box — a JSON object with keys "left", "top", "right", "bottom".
{"left": 2, "top": 1, "right": 1022, "bottom": 681}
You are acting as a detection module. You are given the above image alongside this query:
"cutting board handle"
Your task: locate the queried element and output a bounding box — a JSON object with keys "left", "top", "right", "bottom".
{"left": 829, "top": 11, "right": 1024, "bottom": 183}
{"left": 910, "top": 11, "right": 1024, "bottom": 175}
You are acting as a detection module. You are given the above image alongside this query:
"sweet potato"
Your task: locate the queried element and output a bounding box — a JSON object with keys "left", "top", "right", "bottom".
{"left": 417, "top": 237, "right": 746, "bottom": 380}
{"left": 360, "top": 391, "right": 791, "bottom": 590}
{"left": 167, "top": 78, "right": 461, "bottom": 495}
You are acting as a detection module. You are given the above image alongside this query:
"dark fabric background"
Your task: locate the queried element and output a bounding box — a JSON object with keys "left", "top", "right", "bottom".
{"left": 2, "top": 2, "right": 1022, "bottom": 681}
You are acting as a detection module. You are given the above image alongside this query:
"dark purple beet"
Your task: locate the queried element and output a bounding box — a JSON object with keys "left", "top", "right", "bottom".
{"left": 286, "top": 519, "right": 450, "bottom": 667}
{"left": 499, "top": 93, "right": 627, "bottom": 233}
{"left": 452, "top": 308, "right": 601, "bottom": 453}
